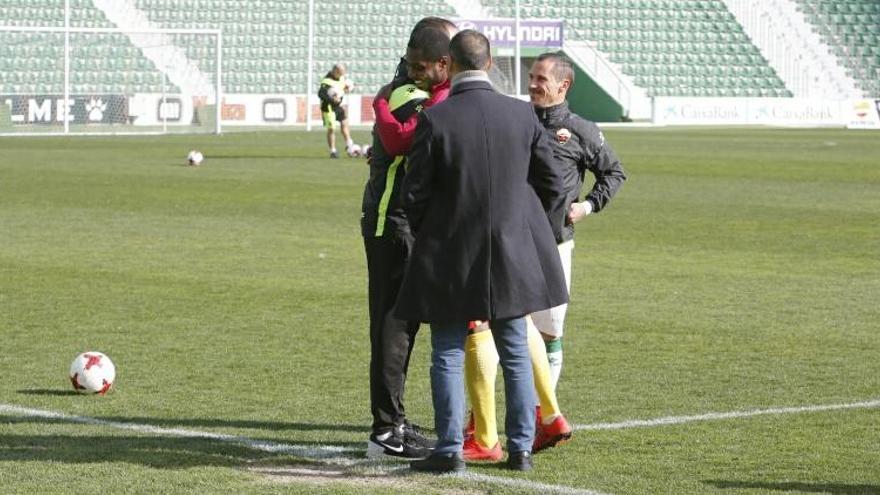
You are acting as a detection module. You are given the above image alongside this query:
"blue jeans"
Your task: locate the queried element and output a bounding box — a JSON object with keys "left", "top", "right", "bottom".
{"left": 430, "top": 317, "right": 536, "bottom": 455}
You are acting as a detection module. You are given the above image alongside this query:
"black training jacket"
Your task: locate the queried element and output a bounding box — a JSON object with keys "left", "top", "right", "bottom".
{"left": 534, "top": 101, "right": 627, "bottom": 243}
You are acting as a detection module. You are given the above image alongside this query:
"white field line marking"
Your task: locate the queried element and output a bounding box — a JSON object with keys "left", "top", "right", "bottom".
{"left": 6, "top": 399, "right": 878, "bottom": 494}
{"left": 573, "top": 398, "right": 880, "bottom": 431}
{"left": 0, "top": 403, "right": 358, "bottom": 464}
{"left": 2, "top": 402, "right": 612, "bottom": 495}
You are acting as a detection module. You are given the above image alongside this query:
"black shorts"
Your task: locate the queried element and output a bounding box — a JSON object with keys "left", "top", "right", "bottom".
{"left": 322, "top": 105, "right": 347, "bottom": 128}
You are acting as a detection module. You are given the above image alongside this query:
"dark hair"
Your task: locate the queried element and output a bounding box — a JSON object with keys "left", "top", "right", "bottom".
{"left": 410, "top": 16, "right": 457, "bottom": 38}
{"left": 535, "top": 52, "right": 575, "bottom": 85}
{"left": 449, "top": 30, "right": 491, "bottom": 71}
{"left": 407, "top": 26, "right": 452, "bottom": 61}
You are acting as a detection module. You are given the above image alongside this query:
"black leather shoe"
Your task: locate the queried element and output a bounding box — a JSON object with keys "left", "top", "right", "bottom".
{"left": 410, "top": 452, "right": 466, "bottom": 473}
{"left": 506, "top": 450, "right": 533, "bottom": 471}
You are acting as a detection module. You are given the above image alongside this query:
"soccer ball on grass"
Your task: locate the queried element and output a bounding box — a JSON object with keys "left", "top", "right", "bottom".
{"left": 69, "top": 351, "right": 115, "bottom": 394}
{"left": 187, "top": 150, "right": 204, "bottom": 166}
{"left": 346, "top": 144, "right": 362, "bottom": 157}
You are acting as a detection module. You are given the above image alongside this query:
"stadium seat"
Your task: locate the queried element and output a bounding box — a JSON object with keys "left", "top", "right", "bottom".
{"left": 480, "top": 0, "right": 788, "bottom": 97}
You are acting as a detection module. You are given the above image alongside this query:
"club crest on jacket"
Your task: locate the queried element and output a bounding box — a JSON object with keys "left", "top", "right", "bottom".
{"left": 556, "top": 128, "right": 571, "bottom": 144}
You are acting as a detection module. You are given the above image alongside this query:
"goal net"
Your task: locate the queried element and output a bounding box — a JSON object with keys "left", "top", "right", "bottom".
{"left": 0, "top": 26, "right": 221, "bottom": 135}
{"left": 489, "top": 56, "right": 519, "bottom": 96}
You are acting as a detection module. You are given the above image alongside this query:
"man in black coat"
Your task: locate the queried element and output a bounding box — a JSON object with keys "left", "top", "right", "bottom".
{"left": 399, "top": 30, "right": 569, "bottom": 473}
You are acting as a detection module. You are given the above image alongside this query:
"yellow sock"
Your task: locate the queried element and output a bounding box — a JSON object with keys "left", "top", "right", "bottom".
{"left": 527, "top": 315, "right": 562, "bottom": 422}
{"left": 464, "top": 329, "right": 499, "bottom": 448}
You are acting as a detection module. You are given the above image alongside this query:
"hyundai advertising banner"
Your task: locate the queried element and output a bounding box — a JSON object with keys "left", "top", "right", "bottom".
{"left": 455, "top": 19, "right": 564, "bottom": 48}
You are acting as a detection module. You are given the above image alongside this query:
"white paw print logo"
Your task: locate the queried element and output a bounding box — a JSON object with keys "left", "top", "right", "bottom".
{"left": 86, "top": 97, "right": 107, "bottom": 122}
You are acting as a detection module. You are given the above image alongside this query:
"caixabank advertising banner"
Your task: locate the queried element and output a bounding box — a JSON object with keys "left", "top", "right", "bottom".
{"left": 653, "top": 98, "right": 845, "bottom": 126}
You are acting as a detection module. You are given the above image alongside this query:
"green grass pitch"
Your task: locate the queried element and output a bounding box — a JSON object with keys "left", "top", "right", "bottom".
{"left": 1, "top": 127, "right": 879, "bottom": 494}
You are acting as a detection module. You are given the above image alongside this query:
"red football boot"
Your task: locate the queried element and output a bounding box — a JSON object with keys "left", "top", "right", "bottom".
{"left": 533, "top": 412, "right": 573, "bottom": 452}
{"left": 462, "top": 435, "right": 503, "bottom": 461}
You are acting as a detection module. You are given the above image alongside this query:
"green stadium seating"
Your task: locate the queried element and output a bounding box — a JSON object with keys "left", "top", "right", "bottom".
{"left": 1, "top": 0, "right": 806, "bottom": 98}
{"left": 793, "top": 0, "right": 880, "bottom": 96}
{"left": 484, "top": 0, "right": 790, "bottom": 97}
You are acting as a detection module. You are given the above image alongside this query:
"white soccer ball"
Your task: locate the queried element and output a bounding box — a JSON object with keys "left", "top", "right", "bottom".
{"left": 346, "top": 144, "right": 362, "bottom": 157}
{"left": 187, "top": 150, "right": 204, "bottom": 166}
{"left": 69, "top": 351, "right": 116, "bottom": 394}
{"left": 327, "top": 86, "right": 343, "bottom": 102}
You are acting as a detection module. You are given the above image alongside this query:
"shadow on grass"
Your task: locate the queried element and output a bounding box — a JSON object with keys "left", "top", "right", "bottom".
{"left": 705, "top": 480, "right": 880, "bottom": 494}
{"left": 0, "top": 433, "right": 359, "bottom": 469}
{"left": 11, "top": 393, "right": 370, "bottom": 433}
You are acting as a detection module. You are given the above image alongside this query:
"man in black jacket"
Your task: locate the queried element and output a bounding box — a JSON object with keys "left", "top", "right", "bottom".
{"left": 401, "top": 30, "right": 568, "bottom": 473}
{"left": 527, "top": 52, "right": 626, "bottom": 393}
{"left": 361, "top": 19, "right": 456, "bottom": 460}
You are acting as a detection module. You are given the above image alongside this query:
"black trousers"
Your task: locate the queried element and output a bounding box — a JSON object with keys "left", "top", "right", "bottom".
{"left": 364, "top": 232, "right": 421, "bottom": 433}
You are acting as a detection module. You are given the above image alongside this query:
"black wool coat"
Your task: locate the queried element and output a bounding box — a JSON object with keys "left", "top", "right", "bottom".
{"left": 395, "top": 79, "right": 569, "bottom": 323}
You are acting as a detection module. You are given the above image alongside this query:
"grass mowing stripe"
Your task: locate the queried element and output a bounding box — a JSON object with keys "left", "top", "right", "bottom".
{"left": 459, "top": 473, "right": 612, "bottom": 495}
{"left": 366, "top": 465, "right": 613, "bottom": 495}
{"left": 573, "top": 398, "right": 880, "bottom": 431}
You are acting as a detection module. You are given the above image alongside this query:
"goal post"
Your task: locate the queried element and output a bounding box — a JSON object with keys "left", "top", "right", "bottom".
{"left": 0, "top": 25, "right": 222, "bottom": 136}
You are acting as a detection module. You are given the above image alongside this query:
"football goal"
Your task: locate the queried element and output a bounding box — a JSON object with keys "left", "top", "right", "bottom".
{"left": 0, "top": 25, "right": 221, "bottom": 136}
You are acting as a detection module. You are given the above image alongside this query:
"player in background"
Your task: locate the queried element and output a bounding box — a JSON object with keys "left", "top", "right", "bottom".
{"left": 318, "top": 63, "right": 356, "bottom": 158}
{"left": 527, "top": 52, "right": 626, "bottom": 392}
{"left": 362, "top": 19, "right": 455, "bottom": 460}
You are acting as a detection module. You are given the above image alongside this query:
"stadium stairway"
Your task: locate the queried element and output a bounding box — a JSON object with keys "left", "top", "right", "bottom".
{"left": 92, "top": 0, "right": 214, "bottom": 98}
{"left": 724, "top": 0, "right": 863, "bottom": 99}
{"left": 793, "top": 0, "right": 880, "bottom": 97}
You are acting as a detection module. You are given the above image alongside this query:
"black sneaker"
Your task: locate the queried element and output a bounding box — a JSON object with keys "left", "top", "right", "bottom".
{"left": 398, "top": 421, "right": 437, "bottom": 450}
{"left": 329, "top": 151, "right": 339, "bottom": 159}
{"left": 506, "top": 450, "right": 533, "bottom": 471}
{"left": 367, "top": 429, "right": 431, "bottom": 460}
